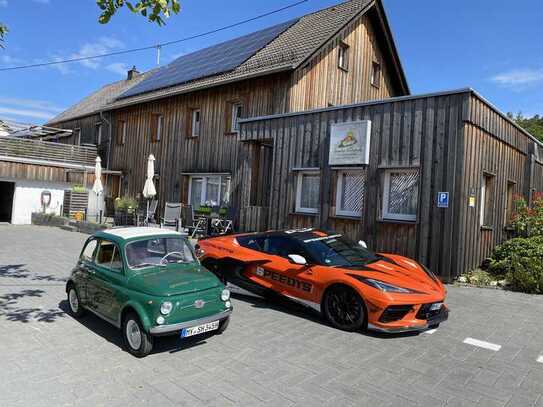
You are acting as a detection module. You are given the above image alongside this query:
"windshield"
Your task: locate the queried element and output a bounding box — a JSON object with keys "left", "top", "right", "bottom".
{"left": 125, "top": 237, "right": 197, "bottom": 269}
{"left": 302, "top": 234, "right": 380, "bottom": 267}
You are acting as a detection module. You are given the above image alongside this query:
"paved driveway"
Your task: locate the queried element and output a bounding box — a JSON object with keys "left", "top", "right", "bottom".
{"left": 0, "top": 225, "right": 542, "bottom": 407}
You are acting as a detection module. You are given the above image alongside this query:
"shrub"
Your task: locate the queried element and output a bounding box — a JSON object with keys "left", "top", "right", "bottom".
{"left": 511, "top": 193, "right": 543, "bottom": 237}
{"left": 114, "top": 196, "right": 138, "bottom": 212}
{"left": 506, "top": 255, "right": 543, "bottom": 294}
{"left": 489, "top": 236, "right": 543, "bottom": 294}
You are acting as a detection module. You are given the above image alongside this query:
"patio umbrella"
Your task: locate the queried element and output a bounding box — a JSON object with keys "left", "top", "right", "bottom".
{"left": 92, "top": 156, "right": 103, "bottom": 222}
{"left": 142, "top": 154, "right": 156, "bottom": 224}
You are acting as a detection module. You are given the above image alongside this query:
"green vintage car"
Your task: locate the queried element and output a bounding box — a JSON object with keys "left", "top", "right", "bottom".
{"left": 65, "top": 227, "right": 232, "bottom": 357}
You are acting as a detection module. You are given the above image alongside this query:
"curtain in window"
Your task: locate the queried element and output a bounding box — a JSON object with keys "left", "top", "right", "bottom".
{"left": 387, "top": 171, "right": 418, "bottom": 215}
{"left": 340, "top": 171, "right": 366, "bottom": 214}
{"left": 301, "top": 174, "right": 320, "bottom": 210}
{"left": 190, "top": 178, "right": 203, "bottom": 208}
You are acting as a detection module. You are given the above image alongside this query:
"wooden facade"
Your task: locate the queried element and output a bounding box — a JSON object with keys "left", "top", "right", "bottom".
{"left": 102, "top": 8, "right": 402, "bottom": 214}
{"left": 238, "top": 89, "right": 543, "bottom": 281}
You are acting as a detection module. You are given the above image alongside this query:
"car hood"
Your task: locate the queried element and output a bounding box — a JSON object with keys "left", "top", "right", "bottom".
{"left": 341, "top": 254, "right": 444, "bottom": 295}
{"left": 127, "top": 264, "right": 221, "bottom": 297}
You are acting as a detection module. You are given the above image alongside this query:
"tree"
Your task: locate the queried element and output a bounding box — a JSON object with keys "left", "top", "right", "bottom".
{"left": 0, "top": 0, "right": 181, "bottom": 48}
{"left": 508, "top": 112, "right": 543, "bottom": 143}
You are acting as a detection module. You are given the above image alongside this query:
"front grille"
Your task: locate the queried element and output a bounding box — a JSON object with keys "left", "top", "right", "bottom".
{"left": 379, "top": 305, "right": 413, "bottom": 323}
{"left": 416, "top": 303, "right": 442, "bottom": 320}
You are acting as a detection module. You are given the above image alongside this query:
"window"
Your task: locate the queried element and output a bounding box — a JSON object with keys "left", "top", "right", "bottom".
{"left": 480, "top": 173, "right": 495, "bottom": 227}
{"left": 382, "top": 169, "right": 419, "bottom": 221}
{"left": 336, "top": 170, "right": 366, "bottom": 217}
{"left": 80, "top": 239, "right": 97, "bottom": 261}
{"left": 338, "top": 42, "right": 349, "bottom": 71}
{"left": 231, "top": 103, "right": 243, "bottom": 133}
{"left": 188, "top": 174, "right": 231, "bottom": 208}
{"left": 126, "top": 237, "right": 196, "bottom": 269}
{"left": 95, "top": 241, "right": 122, "bottom": 272}
{"left": 296, "top": 171, "right": 320, "bottom": 214}
{"left": 117, "top": 120, "right": 126, "bottom": 145}
{"left": 371, "top": 61, "right": 381, "bottom": 88}
{"left": 263, "top": 236, "right": 304, "bottom": 258}
{"left": 151, "top": 114, "right": 164, "bottom": 142}
{"left": 505, "top": 181, "right": 516, "bottom": 226}
{"left": 96, "top": 123, "right": 102, "bottom": 145}
{"left": 190, "top": 109, "right": 201, "bottom": 138}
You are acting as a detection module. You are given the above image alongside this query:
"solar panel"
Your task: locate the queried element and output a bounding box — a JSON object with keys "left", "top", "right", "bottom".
{"left": 120, "top": 19, "right": 299, "bottom": 99}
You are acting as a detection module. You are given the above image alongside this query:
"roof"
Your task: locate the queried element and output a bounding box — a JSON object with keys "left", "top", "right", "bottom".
{"left": 105, "top": 0, "right": 400, "bottom": 110}
{"left": 52, "top": 0, "right": 409, "bottom": 117}
{"left": 46, "top": 71, "right": 154, "bottom": 125}
{"left": 100, "top": 227, "right": 183, "bottom": 241}
{"left": 0, "top": 118, "right": 73, "bottom": 140}
{"left": 121, "top": 19, "right": 299, "bottom": 99}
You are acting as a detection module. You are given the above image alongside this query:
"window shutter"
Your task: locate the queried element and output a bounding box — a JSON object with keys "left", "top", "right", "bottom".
{"left": 150, "top": 114, "right": 158, "bottom": 142}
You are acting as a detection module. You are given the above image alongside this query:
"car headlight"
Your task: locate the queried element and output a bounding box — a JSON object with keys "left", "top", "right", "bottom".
{"left": 160, "top": 301, "right": 173, "bottom": 315}
{"left": 221, "top": 289, "right": 230, "bottom": 301}
{"left": 350, "top": 275, "right": 416, "bottom": 293}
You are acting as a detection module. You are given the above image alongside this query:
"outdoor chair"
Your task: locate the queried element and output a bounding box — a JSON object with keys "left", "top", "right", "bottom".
{"left": 211, "top": 206, "right": 234, "bottom": 235}
{"left": 181, "top": 204, "right": 207, "bottom": 238}
{"left": 160, "top": 202, "right": 182, "bottom": 231}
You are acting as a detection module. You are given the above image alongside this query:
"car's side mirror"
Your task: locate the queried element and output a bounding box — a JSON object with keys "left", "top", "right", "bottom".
{"left": 288, "top": 254, "right": 307, "bottom": 266}
{"left": 358, "top": 240, "right": 368, "bottom": 249}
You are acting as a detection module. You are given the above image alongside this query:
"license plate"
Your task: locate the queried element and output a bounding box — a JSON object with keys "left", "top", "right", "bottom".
{"left": 430, "top": 302, "right": 443, "bottom": 311}
{"left": 181, "top": 321, "right": 219, "bottom": 338}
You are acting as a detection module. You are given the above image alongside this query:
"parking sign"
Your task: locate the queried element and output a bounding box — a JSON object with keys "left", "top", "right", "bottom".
{"left": 437, "top": 192, "right": 449, "bottom": 208}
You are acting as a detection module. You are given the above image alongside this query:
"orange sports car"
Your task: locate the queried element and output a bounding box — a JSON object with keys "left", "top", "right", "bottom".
{"left": 198, "top": 229, "right": 448, "bottom": 333}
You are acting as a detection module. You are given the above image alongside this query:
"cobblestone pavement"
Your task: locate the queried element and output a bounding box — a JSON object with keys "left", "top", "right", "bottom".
{"left": 1, "top": 225, "right": 542, "bottom": 407}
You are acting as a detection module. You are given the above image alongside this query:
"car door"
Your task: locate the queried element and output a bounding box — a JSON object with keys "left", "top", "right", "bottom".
{"left": 254, "top": 235, "right": 321, "bottom": 303}
{"left": 92, "top": 240, "right": 125, "bottom": 323}
{"left": 74, "top": 238, "right": 98, "bottom": 305}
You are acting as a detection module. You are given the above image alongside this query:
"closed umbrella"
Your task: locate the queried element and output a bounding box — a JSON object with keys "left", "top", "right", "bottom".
{"left": 92, "top": 156, "right": 103, "bottom": 222}
{"left": 142, "top": 154, "right": 156, "bottom": 225}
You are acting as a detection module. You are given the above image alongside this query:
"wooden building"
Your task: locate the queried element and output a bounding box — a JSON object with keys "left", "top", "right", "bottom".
{"left": 237, "top": 89, "right": 543, "bottom": 280}
{"left": 0, "top": 136, "right": 121, "bottom": 224}
{"left": 48, "top": 0, "right": 408, "bottom": 208}
{"left": 46, "top": 0, "right": 542, "bottom": 279}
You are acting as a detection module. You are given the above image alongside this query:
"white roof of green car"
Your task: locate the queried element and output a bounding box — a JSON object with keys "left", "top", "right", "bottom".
{"left": 105, "top": 227, "right": 182, "bottom": 240}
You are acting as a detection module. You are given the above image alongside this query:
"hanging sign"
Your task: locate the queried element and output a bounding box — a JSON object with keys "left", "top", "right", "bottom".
{"left": 329, "top": 120, "right": 371, "bottom": 165}
{"left": 437, "top": 192, "right": 449, "bottom": 208}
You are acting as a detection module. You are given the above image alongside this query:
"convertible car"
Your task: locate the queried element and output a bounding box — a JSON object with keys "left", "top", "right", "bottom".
{"left": 198, "top": 229, "right": 448, "bottom": 333}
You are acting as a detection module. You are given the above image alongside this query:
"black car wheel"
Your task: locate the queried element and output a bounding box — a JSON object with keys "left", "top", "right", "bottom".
{"left": 323, "top": 285, "right": 366, "bottom": 332}
{"left": 122, "top": 312, "right": 153, "bottom": 357}
{"left": 67, "top": 285, "right": 85, "bottom": 318}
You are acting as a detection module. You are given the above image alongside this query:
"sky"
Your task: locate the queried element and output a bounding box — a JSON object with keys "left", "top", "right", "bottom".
{"left": 0, "top": 0, "right": 542, "bottom": 124}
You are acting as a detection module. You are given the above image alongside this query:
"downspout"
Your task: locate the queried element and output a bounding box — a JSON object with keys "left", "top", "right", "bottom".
{"left": 99, "top": 111, "right": 112, "bottom": 170}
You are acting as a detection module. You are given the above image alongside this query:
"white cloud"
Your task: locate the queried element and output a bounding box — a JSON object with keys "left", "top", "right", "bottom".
{"left": 70, "top": 37, "right": 124, "bottom": 70}
{"left": 0, "top": 96, "right": 65, "bottom": 123}
{"left": 491, "top": 68, "right": 543, "bottom": 86}
{"left": 106, "top": 62, "right": 129, "bottom": 76}
{"left": 0, "top": 106, "right": 56, "bottom": 120}
{"left": 0, "top": 97, "right": 64, "bottom": 113}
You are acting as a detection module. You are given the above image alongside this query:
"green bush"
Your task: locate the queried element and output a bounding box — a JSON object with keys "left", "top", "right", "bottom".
{"left": 506, "top": 255, "right": 543, "bottom": 294}
{"left": 489, "top": 236, "right": 543, "bottom": 294}
{"left": 511, "top": 193, "right": 543, "bottom": 237}
{"left": 114, "top": 196, "right": 138, "bottom": 212}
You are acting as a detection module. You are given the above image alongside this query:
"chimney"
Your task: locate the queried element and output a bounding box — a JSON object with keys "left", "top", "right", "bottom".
{"left": 127, "top": 66, "right": 140, "bottom": 80}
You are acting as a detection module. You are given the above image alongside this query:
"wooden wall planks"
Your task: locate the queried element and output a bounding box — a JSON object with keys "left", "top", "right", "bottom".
{"left": 240, "top": 90, "right": 543, "bottom": 280}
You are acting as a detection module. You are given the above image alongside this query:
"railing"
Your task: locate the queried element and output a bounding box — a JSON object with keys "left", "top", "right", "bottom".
{"left": 0, "top": 135, "right": 97, "bottom": 167}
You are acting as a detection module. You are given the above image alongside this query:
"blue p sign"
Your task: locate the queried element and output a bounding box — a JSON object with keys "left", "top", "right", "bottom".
{"left": 437, "top": 192, "right": 449, "bottom": 208}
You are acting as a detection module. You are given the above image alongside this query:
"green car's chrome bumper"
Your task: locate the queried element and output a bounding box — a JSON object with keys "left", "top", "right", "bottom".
{"left": 149, "top": 309, "right": 232, "bottom": 335}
